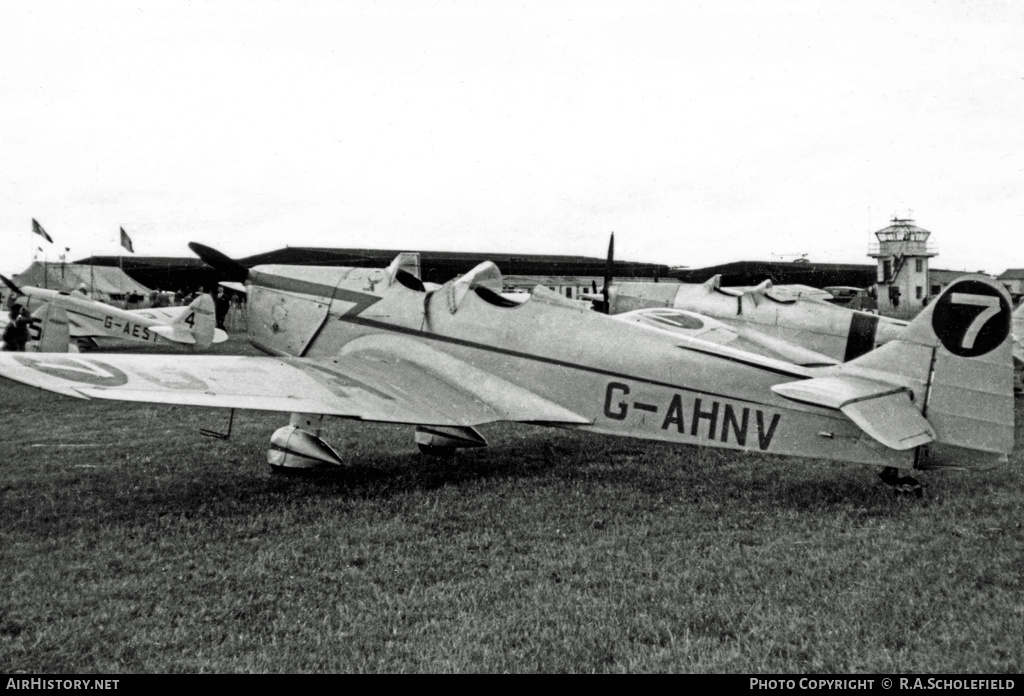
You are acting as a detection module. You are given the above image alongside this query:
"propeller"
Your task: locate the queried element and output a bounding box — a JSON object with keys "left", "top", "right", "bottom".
{"left": 188, "top": 242, "right": 250, "bottom": 284}
{"left": 0, "top": 274, "right": 24, "bottom": 296}
{"left": 597, "top": 232, "right": 614, "bottom": 314}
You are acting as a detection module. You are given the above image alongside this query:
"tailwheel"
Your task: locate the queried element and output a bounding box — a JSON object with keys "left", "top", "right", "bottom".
{"left": 879, "top": 466, "right": 927, "bottom": 498}
{"left": 417, "top": 443, "right": 457, "bottom": 458}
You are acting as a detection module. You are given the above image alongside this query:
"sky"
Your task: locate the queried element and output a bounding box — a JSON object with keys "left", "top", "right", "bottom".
{"left": 1, "top": 0, "right": 1022, "bottom": 278}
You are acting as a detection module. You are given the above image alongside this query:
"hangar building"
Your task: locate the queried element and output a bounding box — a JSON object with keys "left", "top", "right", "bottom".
{"left": 74, "top": 247, "right": 670, "bottom": 299}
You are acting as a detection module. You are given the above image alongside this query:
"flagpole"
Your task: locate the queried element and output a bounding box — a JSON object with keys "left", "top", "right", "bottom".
{"left": 31, "top": 219, "right": 56, "bottom": 288}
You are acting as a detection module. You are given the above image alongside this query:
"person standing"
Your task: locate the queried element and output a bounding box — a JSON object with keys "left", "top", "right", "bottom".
{"left": 215, "top": 288, "right": 230, "bottom": 330}
{"left": 2, "top": 307, "right": 30, "bottom": 351}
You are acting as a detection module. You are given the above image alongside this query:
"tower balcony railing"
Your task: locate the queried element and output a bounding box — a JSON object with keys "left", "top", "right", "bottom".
{"left": 867, "top": 241, "right": 938, "bottom": 256}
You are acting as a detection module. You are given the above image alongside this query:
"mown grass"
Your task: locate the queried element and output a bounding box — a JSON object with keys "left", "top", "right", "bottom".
{"left": 1, "top": 336, "right": 1022, "bottom": 673}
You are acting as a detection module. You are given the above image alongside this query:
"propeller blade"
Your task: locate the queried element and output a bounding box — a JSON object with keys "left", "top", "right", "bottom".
{"left": 188, "top": 242, "right": 250, "bottom": 283}
{"left": 599, "top": 232, "right": 614, "bottom": 313}
{"left": 1, "top": 274, "right": 24, "bottom": 296}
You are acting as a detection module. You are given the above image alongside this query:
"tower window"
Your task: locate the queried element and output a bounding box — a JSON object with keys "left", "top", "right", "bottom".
{"left": 916, "top": 286, "right": 923, "bottom": 299}
{"left": 915, "top": 259, "right": 923, "bottom": 273}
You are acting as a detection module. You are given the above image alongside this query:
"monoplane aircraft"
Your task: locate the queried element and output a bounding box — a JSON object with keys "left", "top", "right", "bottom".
{"left": 583, "top": 236, "right": 908, "bottom": 363}
{"left": 604, "top": 275, "right": 909, "bottom": 362}
{"left": 721, "top": 282, "right": 834, "bottom": 302}
{"left": 1, "top": 275, "right": 226, "bottom": 350}
{"left": 0, "top": 243, "right": 1013, "bottom": 490}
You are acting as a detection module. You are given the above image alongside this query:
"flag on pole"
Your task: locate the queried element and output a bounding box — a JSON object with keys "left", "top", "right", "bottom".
{"left": 120, "top": 227, "right": 134, "bottom": 253}
{"left": 32, "top": 218, "right": 53, "bottom": 243}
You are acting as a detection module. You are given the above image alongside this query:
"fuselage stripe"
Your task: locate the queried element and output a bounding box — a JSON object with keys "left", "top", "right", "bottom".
{"left": 338, "top": 314, "right": 809, "bottom": 408}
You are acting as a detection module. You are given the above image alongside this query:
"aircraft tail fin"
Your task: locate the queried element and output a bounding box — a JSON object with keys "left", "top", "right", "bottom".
{"left": 25, "top": 302, "right": 72, "bottom": 353}
{"left": 152, "top": 294, "right": 219, "bottom": 348}
{"left": 847, "top": 276, "right": 1015, "bottom": 469}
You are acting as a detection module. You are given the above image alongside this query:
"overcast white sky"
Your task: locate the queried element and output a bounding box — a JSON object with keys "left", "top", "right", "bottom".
{"left": 1, "top": 0, "right": 1021, "bottom": 277}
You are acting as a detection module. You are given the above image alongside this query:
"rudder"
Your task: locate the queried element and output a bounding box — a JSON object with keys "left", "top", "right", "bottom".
{"left": 173, "top": 294, "right": 217, "bottom": 349}
{"left": 26, "top": 302, "right": 71, "bottom": 353}
{"left": 848, "top": 276, "right": 1014, "bottom": 469}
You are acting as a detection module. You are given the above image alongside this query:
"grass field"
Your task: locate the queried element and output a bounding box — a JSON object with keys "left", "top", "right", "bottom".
{"left": 1, "top": 336, "right": 1022, "bottom": 673}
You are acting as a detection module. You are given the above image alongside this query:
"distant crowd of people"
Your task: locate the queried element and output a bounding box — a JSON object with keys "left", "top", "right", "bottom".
{"left": 162, "top": 287, "right": 244, "bottom": 330}
{"left": 96, "top": 285, "right": 245, "bottom": 331}
{"left": 140, "top": 287, "right": 244, "bottom": 330}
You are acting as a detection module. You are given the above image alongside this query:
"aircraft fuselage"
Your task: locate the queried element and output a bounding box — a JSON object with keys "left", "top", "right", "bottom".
{"left": 244, "top": 265, "right": 913, "bottom": 468}
{"left": 9, "top": 287, "right": 179, "bottom": 345}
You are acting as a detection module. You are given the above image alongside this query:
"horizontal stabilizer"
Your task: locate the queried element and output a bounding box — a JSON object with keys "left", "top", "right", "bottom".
{"left": 149, "top": 325, "right": 229, "bottom": 345}
{"left": 841, "top": 392, "right": 935, "bottom": 450}
{"left": 772, "top": 375, "right": 935, "bottom": 450}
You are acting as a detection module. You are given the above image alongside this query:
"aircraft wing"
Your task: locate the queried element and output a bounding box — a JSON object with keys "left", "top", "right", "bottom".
{"left": 771, "top": 375, "right": 935, "bottom": 450}
{"left": 614, "top": 308, "right": 839, "bottom": 367}
{"left": 0, "top": 334, "right": 589, "bottom": 428}
{"left": 148, "top": 326, "right": 230, "bottom": 345}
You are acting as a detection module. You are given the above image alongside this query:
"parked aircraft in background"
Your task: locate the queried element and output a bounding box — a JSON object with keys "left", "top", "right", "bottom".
{"left": 6, "top": 301, "right": 72, "bottom": 353}
{"left": 1, "top": 275, "right": 226, "bottom": 350}
{"left": 606, "top": 275, "right": 908, "bottom": 362}
{"left": 823, "top": 286, "right": 874, "bottom": 310}
{"left": 0, "top": 242, "right": 1014, "bottom": 494}
{"left": 726, "top": 282, "right": 834, "bottom": 302}
{"left": 582, "top": 234, "right": 907, "bottom": 363}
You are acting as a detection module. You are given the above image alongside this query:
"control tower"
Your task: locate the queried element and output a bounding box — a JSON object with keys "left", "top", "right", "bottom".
{"left": 867, "top": 217, "right": 938, "bottom": 316}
